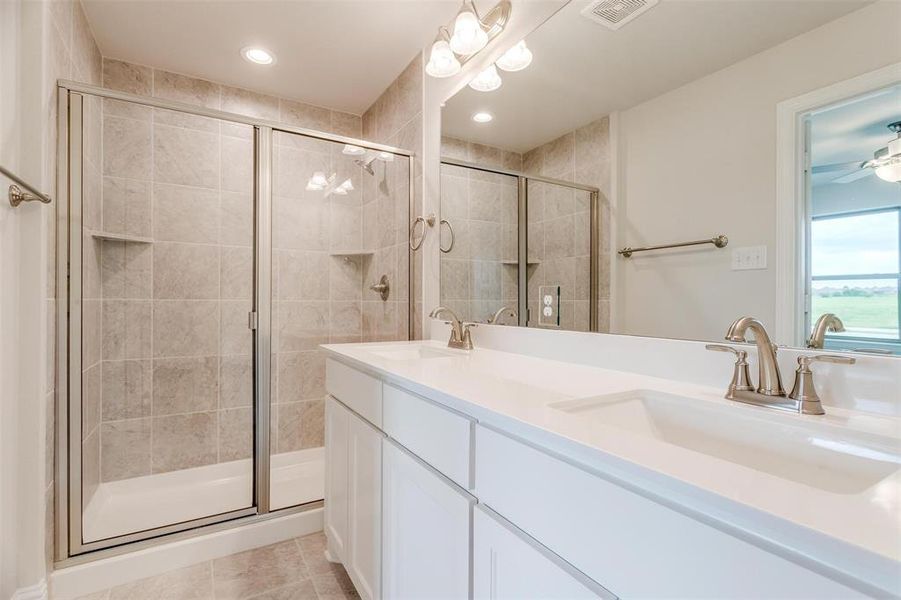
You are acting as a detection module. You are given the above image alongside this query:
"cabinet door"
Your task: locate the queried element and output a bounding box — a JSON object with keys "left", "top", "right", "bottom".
{"left": 347, "top": 412, "right": 382, "bottom": 600}
{"left": 382, "top": 439, "right": 472, "bottom": 599}
{"left": 325, "top": 396, "right": 350, "bottom": 562}
{"left": 473, "top": 507, "right": 611, "bottom": 599}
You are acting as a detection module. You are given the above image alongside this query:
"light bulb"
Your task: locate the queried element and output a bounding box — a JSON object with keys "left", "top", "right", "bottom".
{"left": 449, "top": 9, "right": 488, "bottom": 55}
{"left": 468, "top": 64, "right": 502, "bottom": 92}
{"left": 425, "top": 39, "right": 461, "bottom": 78}
{"left": 496, "top": 40, "right": 532, "bottom": 72}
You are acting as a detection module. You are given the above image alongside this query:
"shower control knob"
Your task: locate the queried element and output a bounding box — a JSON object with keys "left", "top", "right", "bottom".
{"left": 369, "top": 274, "right": 390, "bottom": 301}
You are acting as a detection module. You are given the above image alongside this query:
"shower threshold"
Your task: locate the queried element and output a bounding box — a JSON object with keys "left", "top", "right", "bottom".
{"left": 82, "top": 447, "right": 324, "bottom": 543}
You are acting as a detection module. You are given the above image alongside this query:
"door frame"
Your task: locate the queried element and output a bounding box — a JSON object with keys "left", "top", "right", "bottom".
{"left": 774, "top": 62, "right": 901, "bottom": 346}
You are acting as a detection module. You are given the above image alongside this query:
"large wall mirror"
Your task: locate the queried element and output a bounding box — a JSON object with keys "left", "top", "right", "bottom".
{"left": 438, "top": 0, "right": 901, "bottom": 355}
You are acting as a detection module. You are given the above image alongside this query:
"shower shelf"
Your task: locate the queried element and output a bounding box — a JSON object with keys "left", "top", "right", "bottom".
{"left": 90, "top": 231, "right": 153, "bottom": 244}
{"left": 329, "top": 250, "right": 376, "bottom": 257}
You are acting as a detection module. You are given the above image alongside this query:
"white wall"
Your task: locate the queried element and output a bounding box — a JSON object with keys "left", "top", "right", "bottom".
{"left": 614, "top": 1, "right": 901, "bottom": 343}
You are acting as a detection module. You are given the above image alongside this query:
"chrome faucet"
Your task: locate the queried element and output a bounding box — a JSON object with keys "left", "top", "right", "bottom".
{"left": 488, "top": 305, "right": 518, "bottom": 326}
{"left": 724, "top": 316, "right": 784, "bottom": 396}
{"left": 429, "top": 306, "right": 476, "bottom": 350}
{"left": 807, "top": 313, "right": 845, "bottom": 349}
{"left": 708, "top": 316, "right": 855, "bottom": 415}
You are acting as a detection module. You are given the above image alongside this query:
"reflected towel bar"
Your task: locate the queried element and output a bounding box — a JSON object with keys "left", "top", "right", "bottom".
{"left": 618, "top": 234, "right": 728, "bottom": 258}
{"left": 1, "top": 164, "right": 52, "bottom": 206}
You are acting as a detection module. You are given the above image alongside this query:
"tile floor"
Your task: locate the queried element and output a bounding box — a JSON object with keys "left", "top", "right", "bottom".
{"left": 74, "top": 532, "right": 359, "bottom": 600}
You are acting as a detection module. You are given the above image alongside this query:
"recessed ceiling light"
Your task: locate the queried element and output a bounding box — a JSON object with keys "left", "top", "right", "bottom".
{"left": 241, "top": 46, "right": 276, "bottom": 65}
{"left": 472, "top": 112, "right": 493, "bottom": 123}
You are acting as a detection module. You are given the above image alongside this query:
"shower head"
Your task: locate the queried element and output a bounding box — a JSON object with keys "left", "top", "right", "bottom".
{"left": 355, "top": 156, "right": 376, "bottom": 175}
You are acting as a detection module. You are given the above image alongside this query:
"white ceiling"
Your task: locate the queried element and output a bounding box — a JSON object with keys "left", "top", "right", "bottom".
{"left": 81, "top": 0, "right": 465, "bottom": 115}
{"left": 442, "top": 0, "right": 872, "bottom": 152}
{"left": 811, "top": 84, "right": 901, "bottom": 166}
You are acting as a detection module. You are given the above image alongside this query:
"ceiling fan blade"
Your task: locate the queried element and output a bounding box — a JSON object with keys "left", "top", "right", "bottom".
{"left": 831, "top": 168, "right": 873, "bottom": 184}
{"left": 811, "top": 160, "right": 866, "bottom": 174}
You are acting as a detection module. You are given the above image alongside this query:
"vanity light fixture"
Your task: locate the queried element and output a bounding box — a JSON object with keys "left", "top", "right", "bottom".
{"left": 241, "top": 46, "right": 276, "bottom": 65}
{"left": 496, "top": 40, "right": 533, "bottom": 72}
{"left": 425, "top": 36, "right": 462, "bottom": 78}
{"left": 305, "top": 171, "right": 329, "bottom": 191}
{"left": 425, "top": 1, "right": 512, "bottom": 79}
{"left": 449, "top": 1, "right": 489, "bottom": 55}
{"left": 469, "top": 64, "right": 502, "bottom": 92}
{"left": 472, "top": 111, "right": 493, "bottom": 123}
{"left": 342, "top": 144, "right": 367, "bottom": 156}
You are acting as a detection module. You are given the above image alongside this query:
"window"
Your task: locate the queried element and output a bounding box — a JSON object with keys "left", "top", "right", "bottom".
{"left": 809, "top": 207, "right": 901, "bottom": 351}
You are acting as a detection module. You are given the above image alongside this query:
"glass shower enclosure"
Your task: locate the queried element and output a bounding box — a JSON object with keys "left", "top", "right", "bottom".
{"left": 56, "top": 82, "right": 413, "bottom": 558}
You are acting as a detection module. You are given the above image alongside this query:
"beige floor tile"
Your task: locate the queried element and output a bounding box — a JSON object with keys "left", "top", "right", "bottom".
{"left": 74, "top": 591, "right": 111, "bottom": 600}
{"left": 310, "top": 571, "right": 359, "bottom": 600}
{"left": 296, "top": 532, "right": 341, "bottom": 577}
{"left": 213, "top": 539, "right": 309, "bottom": 600}
{"left": 107, "top": 561, "right": 213, "bottom": 600}
{"left": 245, "top": 580, "right": 317, "bottom": 600}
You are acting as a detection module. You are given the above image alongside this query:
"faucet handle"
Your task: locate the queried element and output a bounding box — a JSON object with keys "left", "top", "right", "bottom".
{"left": 705, "top": 344, "right": 754, "bottom": 396}
{"left": 798, "top": 354, "right": 856, "bottom": 367}
{"left": 789, "top": 354, "right": 855, "bottom": 415}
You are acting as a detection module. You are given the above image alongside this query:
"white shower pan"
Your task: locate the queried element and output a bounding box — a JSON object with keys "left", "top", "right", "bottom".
{"left": 82, "top": 448, "right": 324, "bottom": 543}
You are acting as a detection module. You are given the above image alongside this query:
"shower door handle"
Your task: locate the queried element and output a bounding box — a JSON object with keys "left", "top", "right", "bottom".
{"left": 439, "top": 219, "right": 455, "bottom": 254}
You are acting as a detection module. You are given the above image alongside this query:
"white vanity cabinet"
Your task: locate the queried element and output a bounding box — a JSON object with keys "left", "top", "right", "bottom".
{"left": 324, "top": 396, "right": 383, "bottom": 600}
{"left": 382, "top": 439, "right": 474, "bottom": 599}
{"left": 473, "top": 506, "right": 611, "bottom": 600}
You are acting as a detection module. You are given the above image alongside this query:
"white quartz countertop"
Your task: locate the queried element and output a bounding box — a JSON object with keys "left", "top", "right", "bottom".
{"left": 322, "top": 340, "right": 901, "bottom": 595}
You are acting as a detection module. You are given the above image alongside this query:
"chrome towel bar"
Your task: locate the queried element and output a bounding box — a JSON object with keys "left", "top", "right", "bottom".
{"left": 618, "top": 234, "right": 728, "bottom": 258}
{"left": 1, "top": 164, "right": 52, "bottom": 207}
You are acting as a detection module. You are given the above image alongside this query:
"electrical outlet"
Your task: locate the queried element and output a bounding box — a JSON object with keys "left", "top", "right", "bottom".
{"left": 538, "top": 285, "right": 561, "bottom": 327}
{"left": 731, "top": 246, "right": 767, "bottom": 270}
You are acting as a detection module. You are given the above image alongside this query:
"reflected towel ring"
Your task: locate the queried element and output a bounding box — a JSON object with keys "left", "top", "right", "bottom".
{"left": 439, "top": 218, "right": 455, "bottom": 253}
{"left": 409, "top": 214, "right": 436, "bottom": 251}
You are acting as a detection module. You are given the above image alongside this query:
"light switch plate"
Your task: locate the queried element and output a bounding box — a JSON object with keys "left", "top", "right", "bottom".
{"left": 538, "top": 285, "right": 561, "bottom": 327}
{"left": 731, "top": 245, "right": 767, "bottom": 270}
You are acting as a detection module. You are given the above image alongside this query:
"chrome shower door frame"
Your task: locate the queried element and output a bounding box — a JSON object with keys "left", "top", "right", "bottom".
{"left": 439, "top": 157, "right": 601, "bottom": 331}
{"left": 55, "top": 82, "right": 415, "bottom": 563}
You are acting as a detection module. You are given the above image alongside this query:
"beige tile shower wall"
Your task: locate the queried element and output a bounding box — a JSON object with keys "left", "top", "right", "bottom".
{"left": 522, "top": 116, "right": 611, "bottom": 332}
{"left": 362, "top": 54, "right": 422, "bottom": 339}
{"left": 43, "top": 0, "right": 103, "bottom": 564}
{"left": 98, "top": 58, "right": 363, "bottom": 474}
{"left": 439, "top": 137, "right": 521, "bottom": 323}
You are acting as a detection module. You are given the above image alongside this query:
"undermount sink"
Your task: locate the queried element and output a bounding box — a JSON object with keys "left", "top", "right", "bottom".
{"left": 365, "top": 345, "right": 461, "bottom": 361}
{"left": 550, "top": 389, "right": 900, "bottom": 494}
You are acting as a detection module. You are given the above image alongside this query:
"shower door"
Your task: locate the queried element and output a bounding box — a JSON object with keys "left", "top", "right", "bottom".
{"left": 58, "top": 84, "right": 415, "bottom": 558}
{"left": 61, "top": 89, "right": 258, "bottom": 553}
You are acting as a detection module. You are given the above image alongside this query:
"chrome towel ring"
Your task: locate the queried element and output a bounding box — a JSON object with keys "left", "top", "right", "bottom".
{"left": 409, "top": 214, "right": 436, "bottom": 251}
{"left": 439, "top": 219, "right": 455, "bottom": 254}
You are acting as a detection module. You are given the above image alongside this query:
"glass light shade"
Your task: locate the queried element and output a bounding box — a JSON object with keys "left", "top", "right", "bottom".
{"left": 468, "top": 64, "right": 502, "bottom": 92}
{"left": 377, "top": 151, "right": 395, "bottom": 162}
{"left": 449, "top": 9, "right": 488, "bottom": 55}
{"left": 306, "top": 171, "right": 328, "bottom": 191}
{"left": 340, "top": 179, "right": 354, "bottom": 192}
{"left": 425, "top": 40, "right": 461, "bottom": 78}
{"left": 874, "top": 158, "right": 901, "bottom": 182}
{"left": 342, "top": 144, "right": 366, "bottom": 156}
{"left": 496, "top": 40, "right": 533, "bottom": 72}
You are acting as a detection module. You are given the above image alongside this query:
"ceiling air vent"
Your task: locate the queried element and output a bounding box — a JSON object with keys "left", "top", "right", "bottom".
{"left": 580, "top": 0, "right": 658, "bottom": 30}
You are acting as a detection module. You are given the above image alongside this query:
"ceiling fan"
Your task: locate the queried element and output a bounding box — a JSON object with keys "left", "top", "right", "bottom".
{"left": 812, "top": 120, "right": 901, "bottom": 184}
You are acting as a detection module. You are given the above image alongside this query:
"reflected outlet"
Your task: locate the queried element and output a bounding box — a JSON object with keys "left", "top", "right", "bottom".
{"left": 538, "top": 285, "right": 561, "bottom": 327}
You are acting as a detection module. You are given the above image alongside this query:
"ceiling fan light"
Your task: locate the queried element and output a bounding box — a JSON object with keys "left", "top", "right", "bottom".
{"left": 496, "top": 40, "right": 532, "bottom": 72}
{"left": 449, "top": 6, "right": 488, "bottom": 55}
{"left": 874, "top": 158, "right": 901, "bottom": 183}
{"left": 426, "top": 39, "right": 461, "bottom": 78}
{"left": 468, "top": 64, "right": 502, "bottom": 92}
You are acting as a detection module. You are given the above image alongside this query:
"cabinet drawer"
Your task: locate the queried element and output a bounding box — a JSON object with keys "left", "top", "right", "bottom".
{"left": 383, "top": 384, "right": 472, "bottom": 489}
{"left": 474, "top": 425, "right": 863, "bottom": 599}
{"left": 326, "top": 359, "right": 382, "bottom": 427}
